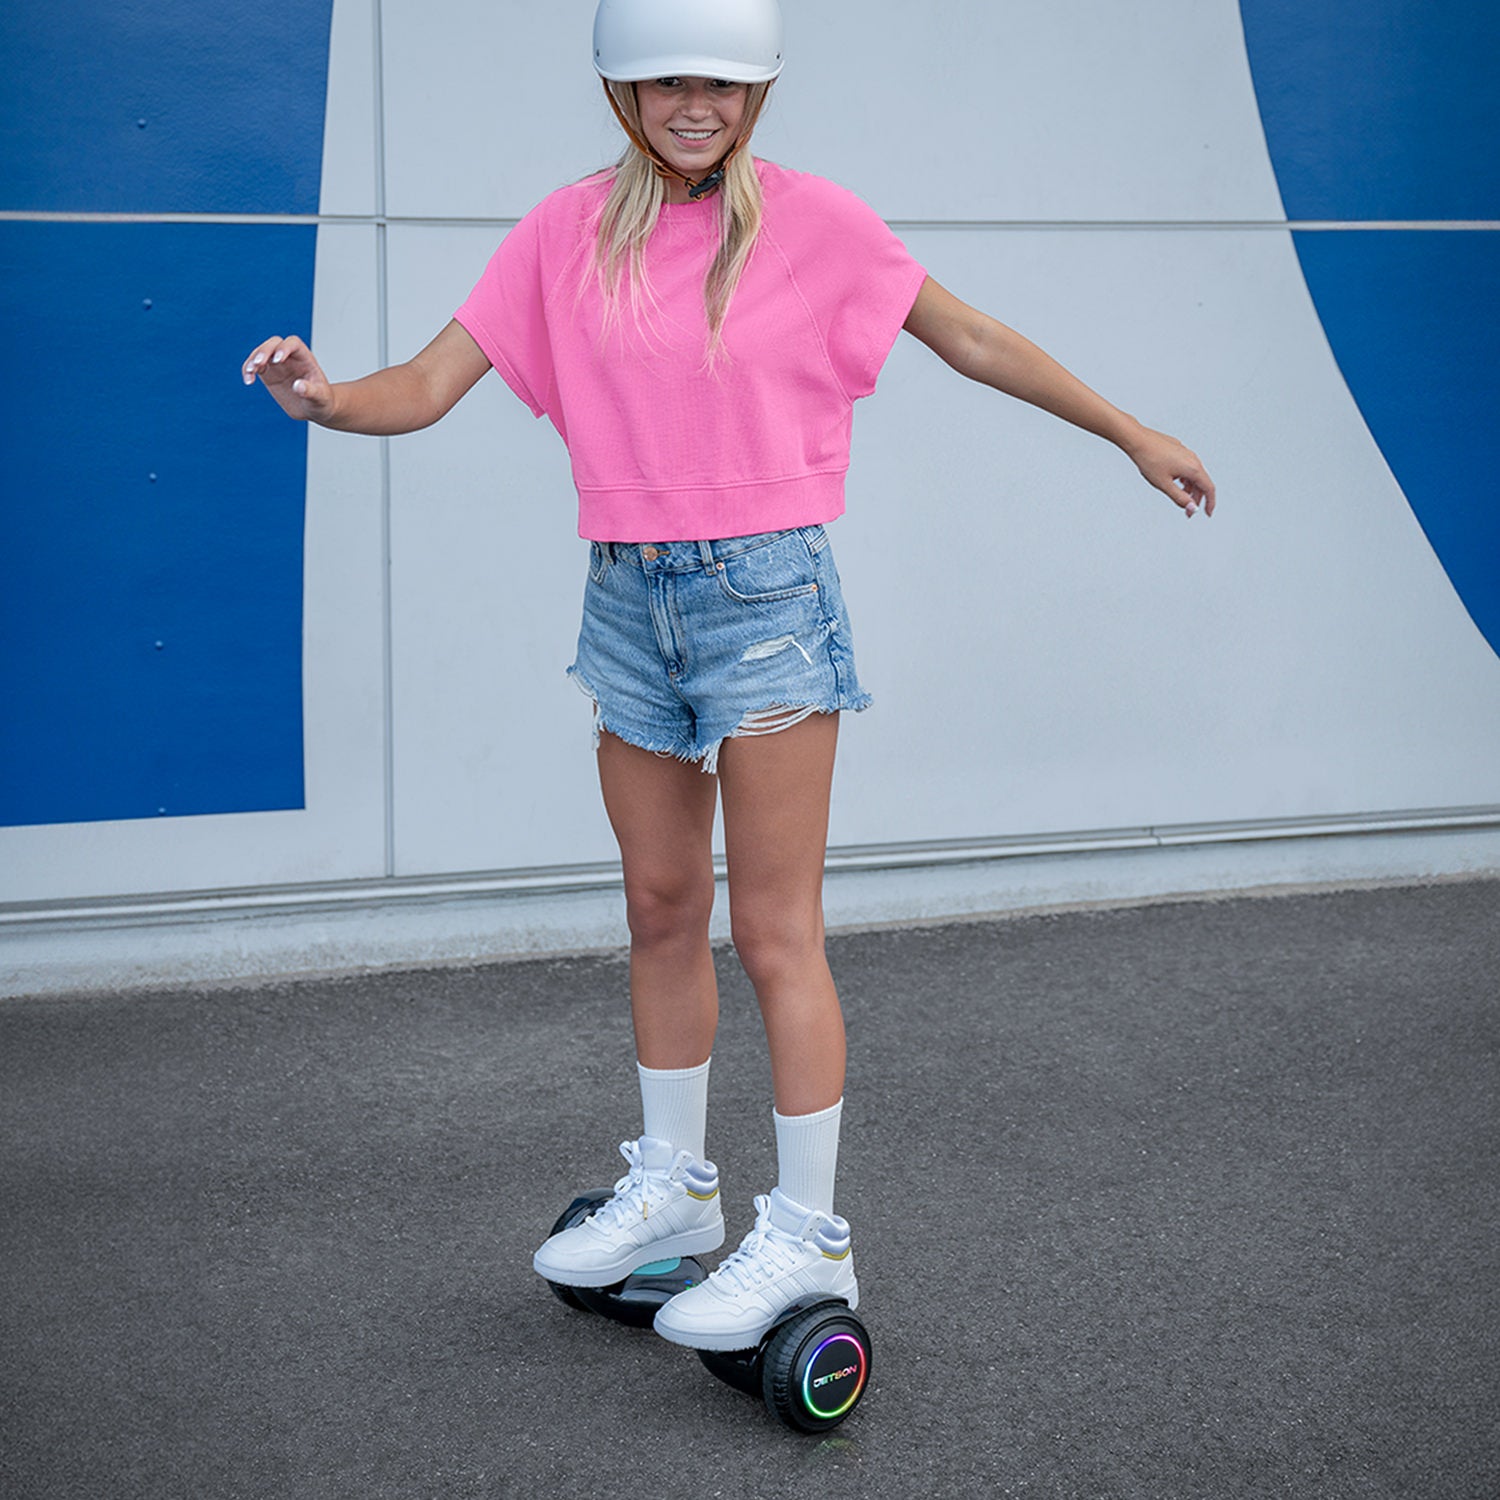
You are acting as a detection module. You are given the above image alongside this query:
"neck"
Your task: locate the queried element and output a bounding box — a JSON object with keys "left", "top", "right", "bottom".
{"left": 664, "top": 167, "right": 727, "bottom": 205}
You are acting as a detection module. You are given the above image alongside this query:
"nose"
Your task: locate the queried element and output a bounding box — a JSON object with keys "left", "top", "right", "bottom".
{"left": 680, "top": 81, "right": 715, "bottom": 115}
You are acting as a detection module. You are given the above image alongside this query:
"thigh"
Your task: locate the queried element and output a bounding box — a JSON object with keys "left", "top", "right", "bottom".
{"left": 597, "top": 730, "right": 720, "bottom": 897}
{"left": 717, "top": 711, "right": 839, "bottom": 923}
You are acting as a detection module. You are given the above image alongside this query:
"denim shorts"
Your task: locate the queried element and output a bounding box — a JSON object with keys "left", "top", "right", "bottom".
{"left": 567, "top": 525, "right": 871, "bottom": 773}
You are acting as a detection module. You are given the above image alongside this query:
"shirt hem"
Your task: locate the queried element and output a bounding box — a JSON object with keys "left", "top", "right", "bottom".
{"left": 577, "top": 472, "right": 849, "bottom": 543}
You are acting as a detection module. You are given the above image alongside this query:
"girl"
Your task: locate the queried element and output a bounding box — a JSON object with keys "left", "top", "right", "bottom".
{"left": 243, "top": 0, "right": 1214, "bottom": 1355}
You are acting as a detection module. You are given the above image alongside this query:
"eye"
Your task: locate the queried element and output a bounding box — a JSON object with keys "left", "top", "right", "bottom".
{"left": 654, "top": 76, "right": 683, "bottom": 89}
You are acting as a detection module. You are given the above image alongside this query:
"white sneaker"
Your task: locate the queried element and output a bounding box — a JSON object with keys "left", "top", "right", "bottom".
{"left": 652, "top": 1187, "right": 858, "bottom": 1351}
{"left": 533, "top": 1136, "right": 724, "bottom": 1287}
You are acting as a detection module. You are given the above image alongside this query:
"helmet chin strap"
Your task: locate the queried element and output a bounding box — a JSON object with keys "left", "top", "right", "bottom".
{"left": 602, "top": 81, "right": 769, "bottom": 200}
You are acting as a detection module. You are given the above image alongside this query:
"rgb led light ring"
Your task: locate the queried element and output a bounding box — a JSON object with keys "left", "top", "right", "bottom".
{"left": 801, "top": 1332, "right": 868, "bottom": 1419}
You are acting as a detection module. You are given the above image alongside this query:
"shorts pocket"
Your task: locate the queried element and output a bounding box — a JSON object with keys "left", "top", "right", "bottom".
{"left": 588, "top": 541, "right": 611, "bottom": 585}
{"left": 713, "top": 530, "right": 821, "bottom": 605}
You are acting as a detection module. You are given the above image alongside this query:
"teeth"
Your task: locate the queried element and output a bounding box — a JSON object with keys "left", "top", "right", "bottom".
{"left": 674, "top": 130, "right": 714, "bottom": 140}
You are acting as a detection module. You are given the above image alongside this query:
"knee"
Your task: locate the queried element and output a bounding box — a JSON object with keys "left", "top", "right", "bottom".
{"left": 624, "top": 868, "right": 715, "bottom": 950}
{"left": 730, "top": 904, "right": 826, "bottom": 992}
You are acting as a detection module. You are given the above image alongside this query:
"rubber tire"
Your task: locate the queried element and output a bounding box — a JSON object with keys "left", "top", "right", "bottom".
{"left": 761, "top": 1305, "right": 872, "bottom": 1433}
{"left": 542, "top": 1190, "right": 614, "bottom": 1312}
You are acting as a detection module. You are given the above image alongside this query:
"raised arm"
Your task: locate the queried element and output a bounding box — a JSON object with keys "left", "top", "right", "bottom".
{"left": 242, "top": 319, "right": 492, "bottom": 436}
{"left": 902, "top": 276, "right": 1215, "bottom": 517}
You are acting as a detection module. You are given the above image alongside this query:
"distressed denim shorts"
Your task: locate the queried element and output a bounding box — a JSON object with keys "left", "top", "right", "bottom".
{"left": 567, "top": 525, "right": 871, "bottom": 773}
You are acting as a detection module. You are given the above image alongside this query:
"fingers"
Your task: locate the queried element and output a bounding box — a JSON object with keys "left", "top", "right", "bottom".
{"left": 241, "top": 335, "right": 311, "bottom": 386}
{"left": 241, "top": 335, "right": 335, "bottom": 422}
{"left": 1196, "top": 469, "right": 1217, "bottom": 517}
{"left": 1177, "top": 461, "right": 1216, "bottom": 519}
{"left": 1137, "top": 431, "right": 1216, "bottom": 519}
{"left": 243, "top": 335, "right": 284, "bottom": 385}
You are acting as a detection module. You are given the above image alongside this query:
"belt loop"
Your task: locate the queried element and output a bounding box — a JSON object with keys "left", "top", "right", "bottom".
{"left": 698, "top": 539, "right": 716, "bottom": 573}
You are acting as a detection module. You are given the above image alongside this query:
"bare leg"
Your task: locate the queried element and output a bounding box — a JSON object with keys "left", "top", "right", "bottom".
{"left": 647, "top": 714, "right": 857, "bottom": 1352}
{"left": 716, "top": 712, "right": 844, "bottom": 1115}
{"left": 596, "top": 731, "right": 721, "bottom": 1069}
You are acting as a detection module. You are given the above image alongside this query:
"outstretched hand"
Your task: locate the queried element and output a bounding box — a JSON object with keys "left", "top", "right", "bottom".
{"left": 1127, "top": 426, "right": 1216, "bottom": 518}
{"left": 242, "top": 335, "right": 335, "bottom": 424}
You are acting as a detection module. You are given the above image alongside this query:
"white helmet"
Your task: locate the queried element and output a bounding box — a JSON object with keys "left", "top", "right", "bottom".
{"left": 593, "top": 0, "right": 784, "bottom": 84}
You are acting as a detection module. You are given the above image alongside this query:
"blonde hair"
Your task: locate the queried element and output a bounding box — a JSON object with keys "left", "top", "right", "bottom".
{"left": 593, "top": 80, "right": 771, "bottom": 357}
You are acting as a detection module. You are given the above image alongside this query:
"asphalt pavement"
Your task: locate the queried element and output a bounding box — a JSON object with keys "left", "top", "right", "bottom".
{"left": 2, "top": 878, "right": 1497, "bottom": 1498}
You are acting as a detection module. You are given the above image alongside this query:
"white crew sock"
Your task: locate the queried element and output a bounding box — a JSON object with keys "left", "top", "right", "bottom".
{"left": 773, "top": 1097, "right": 843, "bottom": 1217}
{"left": 637, "top": 1057, "right": 711, "bottom": 1162}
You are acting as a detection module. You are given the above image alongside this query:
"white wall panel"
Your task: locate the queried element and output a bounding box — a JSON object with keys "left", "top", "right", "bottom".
{"left": 758, "top": 0, "right": 1284, "bottom": 222}
{"left": 0, "top": 226, "right": 389, "bottom": 901}
{"left": 380, "top": 0, "right": 1283, "bottom": 224}
{"left": 382, "top": 0, "right": 613, "bottom": 222}
{"left": 827, "top": 226, "right": 1500, "bottom": 846}
{"left": 383, "top": 225, "right": 618, "bottom": 876}
{"left": 320, "top": 0, "right": 379, "bottom": 217}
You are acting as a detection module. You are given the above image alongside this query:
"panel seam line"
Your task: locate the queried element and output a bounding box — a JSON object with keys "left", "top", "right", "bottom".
{"left": 3, "top": 211, "right": 1497, "bottom": 232}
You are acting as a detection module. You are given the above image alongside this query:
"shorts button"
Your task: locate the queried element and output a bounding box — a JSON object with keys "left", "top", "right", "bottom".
{"left": 642, "top": 546, "right": 661, "bottom": 561}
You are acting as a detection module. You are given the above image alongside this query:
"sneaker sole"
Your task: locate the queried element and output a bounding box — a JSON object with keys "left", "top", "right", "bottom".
{"left": 653, "top": 1280, "right": 860, "bottom": 1352}
{"left": 534, "top": 1219, "right": 726, "bottom": 1288}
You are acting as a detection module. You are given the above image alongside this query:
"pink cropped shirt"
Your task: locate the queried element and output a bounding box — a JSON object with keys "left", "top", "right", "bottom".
{"left": 454, "top": 160, "right": 928, "bottom": 542}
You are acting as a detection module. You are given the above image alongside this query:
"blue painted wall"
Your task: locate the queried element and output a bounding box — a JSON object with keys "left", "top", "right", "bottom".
{"left": 1241, "top": 0, "right": 1500, "bottom": 656}
{"left": 0, "top": 1, "right": 332, "bottom": 827}
{"left": 1239, "top": 0, "right": 1500, "bottom": 222}
{"left": 0, "top": 0, "right": 332, "bottom": 214}
{"left": 0, "top": 223, "right": 315, "bottom": 825}
{"left": 1287, "top": 230, "right": 1500, "bottom": 657}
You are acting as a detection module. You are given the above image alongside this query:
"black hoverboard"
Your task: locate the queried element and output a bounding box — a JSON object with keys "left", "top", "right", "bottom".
{"left": 542, "top": 1189, "right": 873, "bottom": 1432}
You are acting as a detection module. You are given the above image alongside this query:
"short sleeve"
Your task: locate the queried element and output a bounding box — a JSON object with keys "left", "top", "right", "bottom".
{"left": 771, "top": 175, "right": 928, "bottom": 401}
{"left": 454, "top": 205, "right": 554, "bottom": 419}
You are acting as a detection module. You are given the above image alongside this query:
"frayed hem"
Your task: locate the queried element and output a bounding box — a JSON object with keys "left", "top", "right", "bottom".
{"left": 698, "top": 699, "right": 870, "bottom": 776}
{"left": 602, "top": 717, "right": 709, "bottom": 770}
{"left": 568, "top": 667, "right": 706, "bottom": 767}
{"left": 568, "top": 668, "right": 872, "bottom": 776}
{"left": 566, "top": 666, "right": 606, "bottom": 751}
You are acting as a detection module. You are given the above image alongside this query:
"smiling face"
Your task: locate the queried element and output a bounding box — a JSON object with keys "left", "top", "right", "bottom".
{"left": 635, "top": 76, "right": 750, "bottom": 200}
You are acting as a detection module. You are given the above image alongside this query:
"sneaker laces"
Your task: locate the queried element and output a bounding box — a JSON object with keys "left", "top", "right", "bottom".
{"left": 708, "top": 1195, "right": 800, "bottom": 1294}
{"left": 587, "top": 1139, "right": 676, "bottom": 1229}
